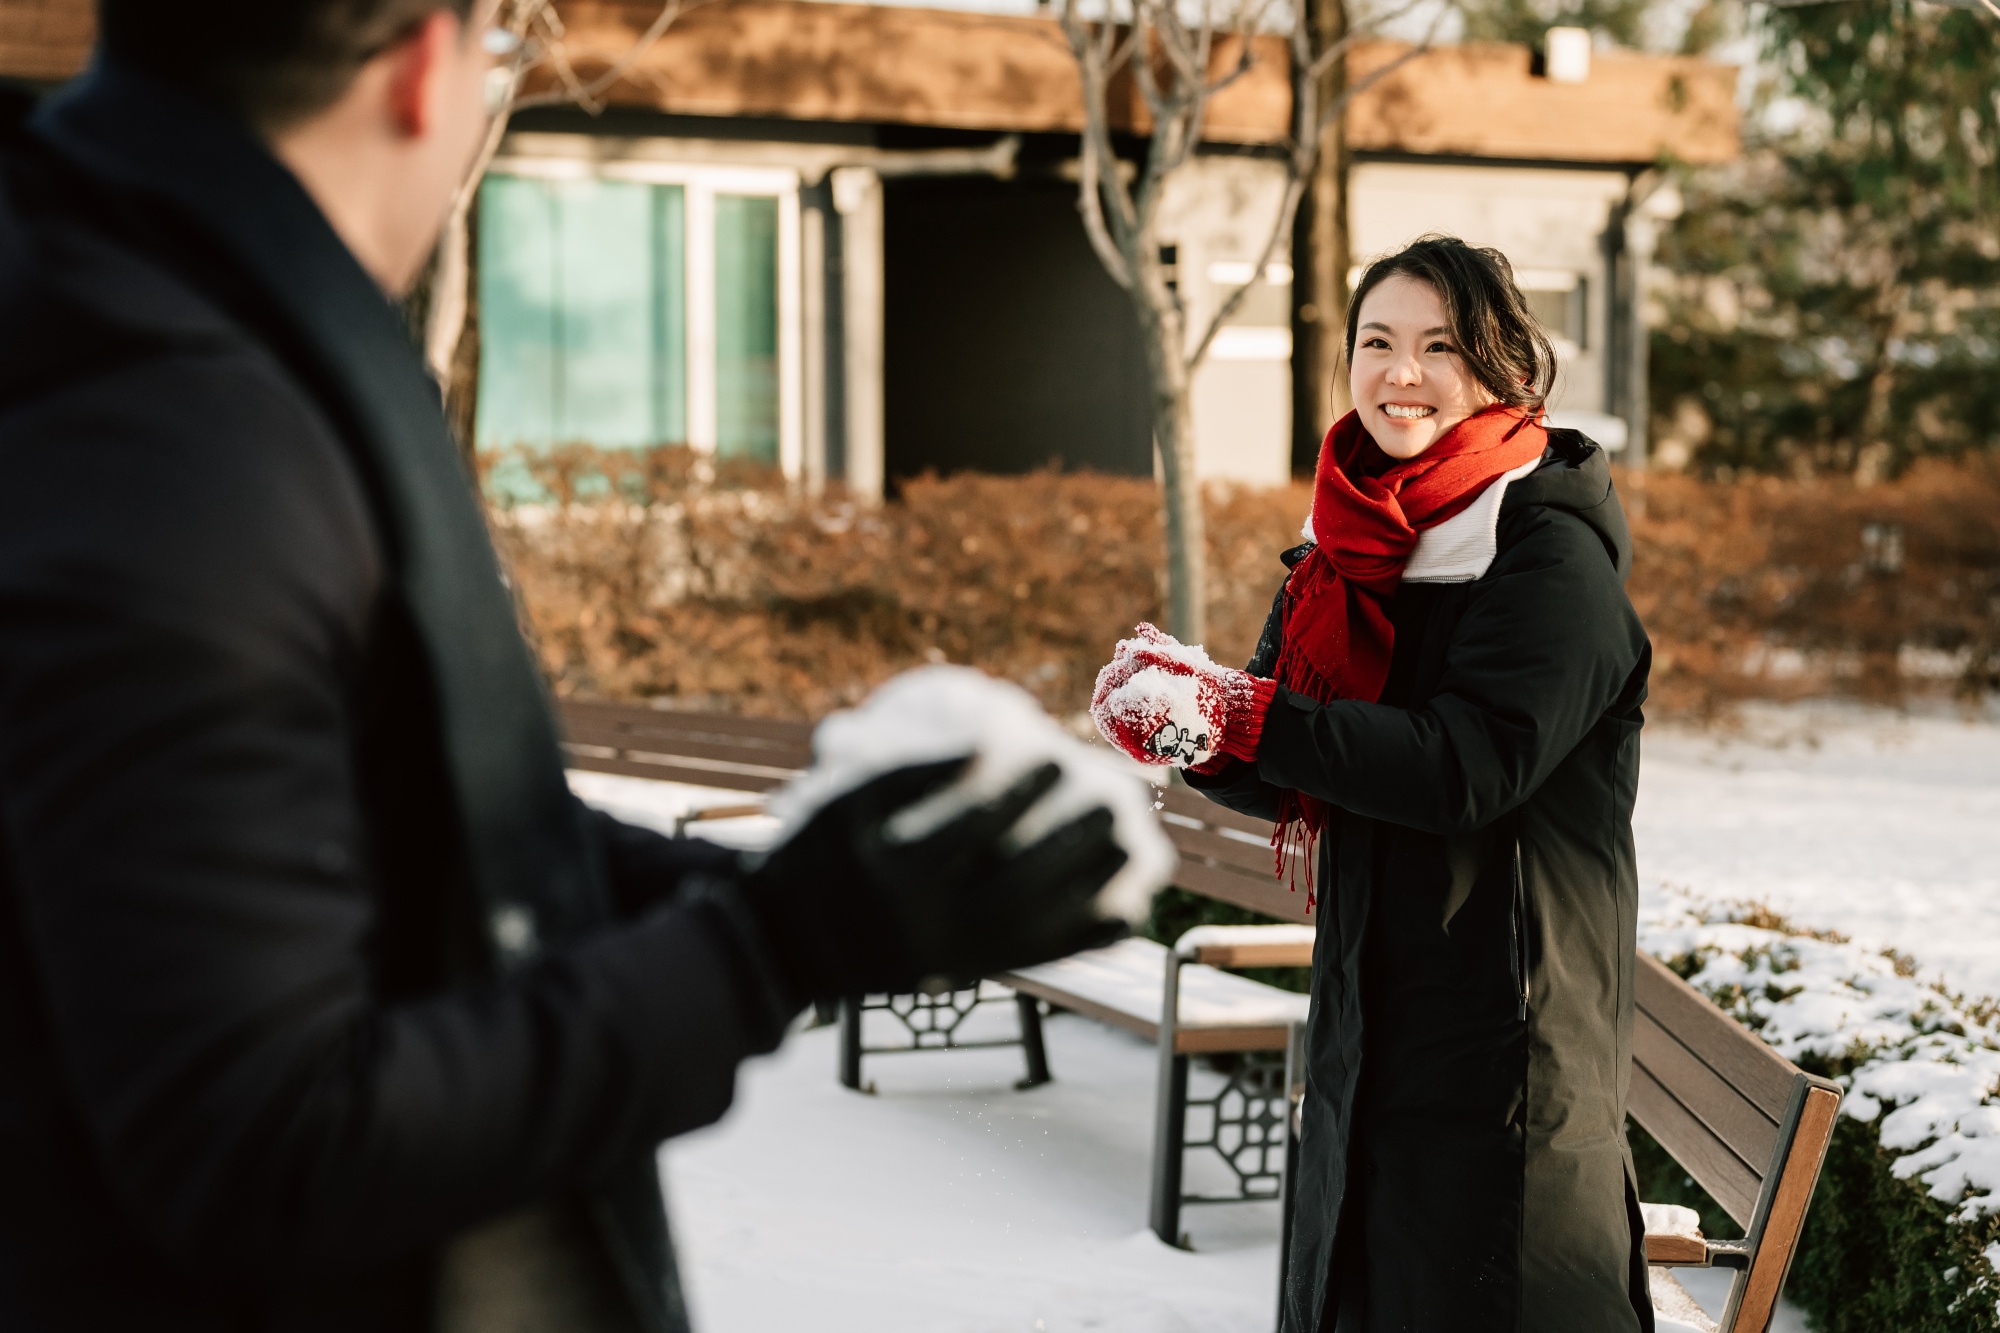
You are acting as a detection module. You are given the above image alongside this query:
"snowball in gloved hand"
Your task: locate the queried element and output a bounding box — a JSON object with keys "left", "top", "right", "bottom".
{"left": 1090, "top": 624, "right": 1276, "bottom": 772}
{"left": 767, "top": 664, "right": 1174, "bottom": 926}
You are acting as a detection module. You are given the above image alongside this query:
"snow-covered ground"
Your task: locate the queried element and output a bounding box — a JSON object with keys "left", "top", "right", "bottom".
{"left": 666, "top": 1012, "right": 1287, "bottom": 1333}
{"left": 1635, "top": 700, "right": 2000, "bottom": 1000}
{"left": 574, "top": 697, "right": 2000, "bottom": 1332}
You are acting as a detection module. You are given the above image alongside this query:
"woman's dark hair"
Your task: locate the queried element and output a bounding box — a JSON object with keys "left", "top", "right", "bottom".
{"left": 99, "top": 0, "right": 476, "bottom": 131}
{"left": 1343, "top": 233, "right": 1559, "bottom": 413}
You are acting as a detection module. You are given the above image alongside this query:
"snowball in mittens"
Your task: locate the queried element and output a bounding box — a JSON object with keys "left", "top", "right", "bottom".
{"left": 1092, "top": 662, "right": 1217, "bottom": 767}
{"left": 1090, "top": 624, "right": 1275, "bottom": 771}
{"left": 765, "top": 665, "right": 1174, "bottom": 925}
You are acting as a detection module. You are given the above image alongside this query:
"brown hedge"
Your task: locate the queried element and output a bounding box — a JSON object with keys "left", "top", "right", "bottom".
{"left": 487, "top": 448, "right": 2000, "bottom": 721}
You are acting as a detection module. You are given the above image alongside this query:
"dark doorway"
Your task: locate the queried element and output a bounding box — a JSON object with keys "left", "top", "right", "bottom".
{"left": 884, "top": 175, "right": 1152, "bottom": 482}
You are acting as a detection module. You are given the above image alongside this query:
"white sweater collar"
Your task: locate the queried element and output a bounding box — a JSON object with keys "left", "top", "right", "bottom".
{"left": 1299, "top": 454, "right": 1545, "bottom": 585}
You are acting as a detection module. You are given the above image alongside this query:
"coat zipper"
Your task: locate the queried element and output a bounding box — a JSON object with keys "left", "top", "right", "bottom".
{"left": 1509, "top": 837, "right": 1530, "bottom": 1021}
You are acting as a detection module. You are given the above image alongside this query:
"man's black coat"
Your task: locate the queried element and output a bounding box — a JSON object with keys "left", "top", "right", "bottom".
{"left": 0, "top": 67, "right": 789, "bottom": 1331}
{"left": 1191, "top": 434, "right": 1654, "bottom": 1333}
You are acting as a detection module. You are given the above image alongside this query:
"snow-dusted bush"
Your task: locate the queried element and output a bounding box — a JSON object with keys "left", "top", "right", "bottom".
{"left": 1636, "top": 888, "right": 2000, "bottom": 1331}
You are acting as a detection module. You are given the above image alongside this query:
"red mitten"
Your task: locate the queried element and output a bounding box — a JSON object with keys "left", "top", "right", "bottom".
{"left": 1090, "top": 624, "right": 1275, "bottom": 770}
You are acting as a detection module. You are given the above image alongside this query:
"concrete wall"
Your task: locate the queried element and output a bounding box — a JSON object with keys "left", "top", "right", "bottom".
{"left": 1349, "top": 159, "right": 1635, "bottom": 440}
{"left": 1161, "top": 156, "right": 1297, "bottom": 488}
{"left": 480, "top": 131, "right": 1643, "bottom": 493}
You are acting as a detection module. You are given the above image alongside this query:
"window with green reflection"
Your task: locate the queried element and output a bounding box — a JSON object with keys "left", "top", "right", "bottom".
{"left": 714, "top": 194, "right": 779, "bottom": 464}
{"left": 476, "top": 174, "right": 686, "bottom": 451}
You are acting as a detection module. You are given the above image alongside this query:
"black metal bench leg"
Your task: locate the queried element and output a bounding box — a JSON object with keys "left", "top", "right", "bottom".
{"left": 1014, "top": 993, "right": 1052, "bottom": 1089}
{"left": 1149, "top": 1052, "right": 1190, "bottom": 1247}
{"left": 838, "top": 996, "right": 864, "bottom": 1091}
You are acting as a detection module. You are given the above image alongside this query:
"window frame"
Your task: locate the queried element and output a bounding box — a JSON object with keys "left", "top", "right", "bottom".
{"left": 484, "top": 152, "right": 805, "bottom": 479}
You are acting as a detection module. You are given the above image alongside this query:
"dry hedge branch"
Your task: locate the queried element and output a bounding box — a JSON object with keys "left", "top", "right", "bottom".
{"left": 487, "top": 448, "right": 2000, "bottom": 720}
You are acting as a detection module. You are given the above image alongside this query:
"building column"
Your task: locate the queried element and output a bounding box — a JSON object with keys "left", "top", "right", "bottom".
{"left": 1620, "top": 207, "right": 1657, "bottom": 469}
{"left": 1605, "top": 175, "right": 1679, "bottom": 468}
{"left": 832, "top": 166, "right": 885, "bottom": 503}
{"left": 801, "top": 194, "right": 828, "bottom": 495}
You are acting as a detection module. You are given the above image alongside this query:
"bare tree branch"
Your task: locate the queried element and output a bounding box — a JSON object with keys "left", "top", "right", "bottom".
{"left": 421, "top": 0, "right": 701, "bottom": 390}
{"left": 1058, "top": 0, "right": 1142, "bottom": 285}
{"left": 1056, "top": 0, "right": 1458, "bottom": 639}
{"left": 513, "top": 0, "right": 709, "bottom": 113}
{"left": 1190, "top": 4, "right": 1451, "bottom": 368}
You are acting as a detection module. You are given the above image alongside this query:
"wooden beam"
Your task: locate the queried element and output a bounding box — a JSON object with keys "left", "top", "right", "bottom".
{"left": 0, "top": 0, "right": 1740, "bottom": 165}
{"left": 0, "top": 0, "right": 91, "bottom": 83}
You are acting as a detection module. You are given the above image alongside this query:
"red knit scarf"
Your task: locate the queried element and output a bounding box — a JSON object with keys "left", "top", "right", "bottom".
{"left": 1272, "top": 405, "right": 1549, "bottom": 903}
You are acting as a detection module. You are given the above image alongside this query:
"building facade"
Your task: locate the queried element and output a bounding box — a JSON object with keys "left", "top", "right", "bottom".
{"left": 0, "top": 0, "right": 1739, "bottom": 494}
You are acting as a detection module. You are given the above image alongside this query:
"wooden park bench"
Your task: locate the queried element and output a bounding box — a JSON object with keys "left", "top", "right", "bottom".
{"left": 555, "top": 701, "right": 1319, "bottom": 1238}
{"left": 1629, "top": 950, "right": 1844, "bottom": 1333}
{"left": 556, "top": 697, "right": 811, "bottom": 830}
{"left": 556, "top": 701, "right": 1839, "bottom": 1330}
{"left": 841, "top": 778, "right": 1320, "bottom": 1247}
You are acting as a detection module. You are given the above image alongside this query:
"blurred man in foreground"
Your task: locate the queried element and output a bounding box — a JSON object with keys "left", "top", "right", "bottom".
{"left": 0, "top": 4, "right": 1129, "bottom": 1329}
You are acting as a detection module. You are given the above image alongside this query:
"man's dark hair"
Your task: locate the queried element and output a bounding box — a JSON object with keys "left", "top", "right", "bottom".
{"left": 99, "top": 0, "right": 477, "bottom": 131}
{"left": 1343, "top": 233, "right": 1559, "bottom": 414}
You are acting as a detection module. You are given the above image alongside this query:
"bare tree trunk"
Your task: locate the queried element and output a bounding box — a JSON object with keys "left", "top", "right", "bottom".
{"left": 1292, "top": 0, "right": 1350, "bottom": 474}
{"left": 442, "top": 190, "right": 483, "bottom": 461}
{"left": 1057, "top": 0, "right": 1442, "bottom": 646}
{"left": 1139, "top": 304, "right": 1207, "bottom": 643}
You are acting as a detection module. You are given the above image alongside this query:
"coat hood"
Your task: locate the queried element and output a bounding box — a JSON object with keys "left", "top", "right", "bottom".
{"left": 1498, "top": 428, "right": 1634, "bottom": 581}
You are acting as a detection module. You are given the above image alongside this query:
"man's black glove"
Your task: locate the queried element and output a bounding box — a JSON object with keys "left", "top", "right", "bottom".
{"left": 732, "top": 758, "right": 1130, "bottom": 1006}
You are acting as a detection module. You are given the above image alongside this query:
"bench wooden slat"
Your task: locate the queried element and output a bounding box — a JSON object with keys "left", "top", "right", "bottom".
{"left": 1176, "top": 1025, "right": 1295, "bottom": 1054}
{"left": 560, "top": 727, "right": 810, "bottom": 774}
{"left": 1157, "top": 782, "right": 1281, "bottom": 838}
{"left": 1636, "top": 955, "right": 1796, "bottom": 1121}
{"left": 1162, "top": 819, "right": 1287, "bottom": 878}
{"left": 556, "top": 699, "right": 813, "bottom": 793}
{"left": 1634, "top": 1008, "right": 1781, "bottom": 1180}
{"left": 1731, "top": 1085, "right": 1841, "bottom": 1333}
{"left": 1628, "top": 1061, "right": 1764, "bottom": 1229}
{"left": 999, "top": 969, "right": 1295, "bottom": 1055}
{"left": 998, "top": 938, "right": 1306, "bottom": 1051}
{"left": 1169, "top": 855, "right": 1315, "bottom": 925}
{"left": 1002, "top": 972, "right": 1159, "bottom": 1043}
{"left": 1191, "top": 941, "right": 1315, "bottom": 969}
{"left": 560, "top": 699, "right": 815, "bottom": 748}
{"left": 559, "top": 748, "right": 797, "bottom": 794}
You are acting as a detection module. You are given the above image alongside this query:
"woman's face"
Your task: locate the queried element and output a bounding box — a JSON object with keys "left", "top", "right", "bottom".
{"left": 1348, "top": 274, "right": 1498, "bottom": 461}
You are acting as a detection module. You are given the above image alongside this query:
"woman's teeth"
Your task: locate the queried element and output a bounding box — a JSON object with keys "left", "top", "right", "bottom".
{"left": 1382, "top": 404, "right": 1436, "bottom": 420}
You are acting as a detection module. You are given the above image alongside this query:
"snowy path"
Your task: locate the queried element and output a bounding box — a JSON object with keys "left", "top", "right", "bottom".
{"left": 655, "top": 1009, "right": 1802, "bottom": 1333}
{"left": 1634, "top": 702, "right": 2000, "bottom": 999}
{"left": 663, "top": 1014, "right": 1284, "bottom": 1333}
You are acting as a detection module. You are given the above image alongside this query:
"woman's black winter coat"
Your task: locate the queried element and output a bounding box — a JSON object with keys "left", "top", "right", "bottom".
{"left": 1189, "top": 434, "right": 1653, "bottom": 1333}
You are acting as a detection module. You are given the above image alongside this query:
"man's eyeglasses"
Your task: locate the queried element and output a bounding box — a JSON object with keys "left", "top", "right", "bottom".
{"left": 482, "top": 26, "right": 527, "bottom": 60}
{"left": 481, "top": 24, "right": 538, "bottom": 115}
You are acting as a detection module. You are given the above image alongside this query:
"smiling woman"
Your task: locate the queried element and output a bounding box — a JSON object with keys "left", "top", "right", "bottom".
{"left": 1090, "top": 233, "right": 1653, "bottom": 1333}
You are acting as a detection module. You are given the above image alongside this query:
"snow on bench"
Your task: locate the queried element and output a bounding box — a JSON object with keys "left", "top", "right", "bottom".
{"left": 1000, "top": 936, "right": 1309, "bottom": 1051}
